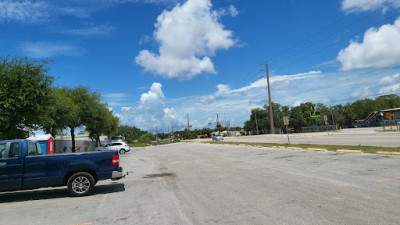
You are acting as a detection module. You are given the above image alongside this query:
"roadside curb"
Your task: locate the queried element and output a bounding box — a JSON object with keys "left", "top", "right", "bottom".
{"left": 376, "top": 151, "right": 400, "bottom": 156}
{"left": 336, "top": 149, "right": 362, "bottom": 153}
{"left": 287, "top": 147, "right": 303, "bottom": 150}
{"left": 307, "top": 148, "right": 328, "bottom": 152}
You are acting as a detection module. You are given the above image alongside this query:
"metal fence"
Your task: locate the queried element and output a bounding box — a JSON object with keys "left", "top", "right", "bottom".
{"left": 382, "top": 120, "right": 400, "bottom": 130}
{"left": 302, "top": 125, "right": 337, "bottom": 133}
{"left": 54, "top": 140, "right": 96, "bottom": 153}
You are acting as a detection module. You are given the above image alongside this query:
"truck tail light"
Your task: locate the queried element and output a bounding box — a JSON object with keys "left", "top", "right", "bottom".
{"left": 112, "top": 155, "right": 119, "bottom": 166}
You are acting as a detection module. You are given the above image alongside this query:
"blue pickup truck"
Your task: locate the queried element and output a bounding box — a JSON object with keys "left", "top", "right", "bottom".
{"left": 0, "top": 139, "right": 125, "bottom": 197}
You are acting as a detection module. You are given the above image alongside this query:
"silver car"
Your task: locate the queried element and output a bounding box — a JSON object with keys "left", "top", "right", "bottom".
{"left": 96, "top": 141, "right": 131, "bottom": 154}
{"left": 212, "top": 134, "right": 223, "bottom": 141}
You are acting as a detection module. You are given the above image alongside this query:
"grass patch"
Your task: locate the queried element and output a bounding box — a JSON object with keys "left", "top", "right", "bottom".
{"left": 203, "top": 141, "right": 400, "bottom": 154}
{"left": 130, "top": 140, "right": 181, "bottom": 147}
{"left": 151, "top": 140, "right": 181, "bottom": 146}
{"left": 130, "top": 142, "right": 149, "bottom": 147}
{"left": 376, "top": 129, "right": 400, "bottom": 132}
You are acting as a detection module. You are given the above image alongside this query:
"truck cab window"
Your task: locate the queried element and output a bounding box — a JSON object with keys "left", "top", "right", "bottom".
{"left": 8, "top": 142, "right": 20, "bottom": 158}
{"left": 28, "top": 142, "right": 39, "bottom": 156}
{"left": 0, "top": 143, "right": 6, "bottom": 158}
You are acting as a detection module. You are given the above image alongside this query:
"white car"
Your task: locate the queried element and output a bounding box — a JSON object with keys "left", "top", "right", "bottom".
{"left": 212, "top": 134, "right": 223, "bottom": 141}
{"left": 96, "top": 141, "right": 130, "bottom": 154}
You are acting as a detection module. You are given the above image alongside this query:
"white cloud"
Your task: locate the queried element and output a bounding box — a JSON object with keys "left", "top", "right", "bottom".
{"left": 103, "top": 93, "right": 129, "bottom": 107}
{"left": 337, "top": 17, "right": 400, "bottom": 70}
{"left": 118, "top": 83, "right": 185, "bottom": 130}
{"left": 379, "top": 73, "right": 400, "bottom": 94}
{"left": 379, "top": 83, "right": 400, "bottom": 94}
{"left": 351, "top": 86, "right": 373, "bottom": 99}
{"left": 58, "top": 7, "right": 91, "bottom": 18}
{"left": 109, "top": 0, "right": 181, "bottom": 4}
{"left": 379, "top": 73, "right": 400, "bottom": 85}
{"left": 229, "top": 5, "right": 238, "bottom": 17}
{"left": 341, "top": 0, "right": 400, "bottom": 13}
{"left": 20, "top": 41, "right": 84, "bottom": 58}
{"left": 200, "top": 95, "right": 215, "bottom": 104}
{"left": 216, "top": 5, "right": 239, "bottom": 17}
{"left": 60, "top": 24, "right": 117, "bottom": 36}
{"left": 273, "top": 80, "right": 291, "bottom": 90}
{"left": 215, "top": 84, "right": 231, "bottom": 96}
{"left": 214, "top": 71, "right": 321, "bottom": 96}
{"left": 293, "top": 100, "right": 304, "bottom": 107}
{"left": 135, "top": 0, "right": 236, "bottom": 79}
{"left": 0, "top": 0, "right": 50, "bottom": 23}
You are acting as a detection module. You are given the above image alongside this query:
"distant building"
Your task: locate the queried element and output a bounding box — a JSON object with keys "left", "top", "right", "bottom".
{"left": 361, "top": 107, "right": 400, "bottom": 127}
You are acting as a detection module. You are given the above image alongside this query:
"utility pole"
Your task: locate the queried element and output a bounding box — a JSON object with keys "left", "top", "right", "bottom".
{"left": 266, "top": 64, "right": 275, "bottom": 134}
{"left": 155, "top": 126, "right": 158, "bottom": 141}
{"left": 255, "top": 110, "right": 259, "bottom": 135}
{"left": 187, "top": 114, "right": 190, "bottom": 130}
{"left": 217, "top": 114, "right": 220, "bottom": 134}
{"left": 224, "top": 113, "right": 226, "bottom": 127}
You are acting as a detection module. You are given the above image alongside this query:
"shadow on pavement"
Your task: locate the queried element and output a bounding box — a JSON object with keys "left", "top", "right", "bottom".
{"left": 0, "top": 183, "right": 125, "bottom": 204}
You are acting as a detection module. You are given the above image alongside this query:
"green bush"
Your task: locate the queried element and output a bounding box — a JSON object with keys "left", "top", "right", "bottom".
{"left": 137, "top": 133, "right": 155, "bottom": 144}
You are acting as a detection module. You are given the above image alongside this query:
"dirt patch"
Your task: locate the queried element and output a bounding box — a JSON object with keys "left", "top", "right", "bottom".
{"left": 273, "top": 155, "right": 297, "bottom": 159}
{"left": 143, "top": 173, "right": 174, "bottom": 178}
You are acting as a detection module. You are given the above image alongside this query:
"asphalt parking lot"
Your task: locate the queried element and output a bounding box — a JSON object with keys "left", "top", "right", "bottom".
{"left": 1, "top": 142, "right": 400, "bottom": 225}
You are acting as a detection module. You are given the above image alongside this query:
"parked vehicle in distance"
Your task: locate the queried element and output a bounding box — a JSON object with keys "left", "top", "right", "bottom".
{"left": 0, "top": 139, "right": 125, "bottom": 197}
{"left": 212, "top": 134, "right": 224, "bottom": 141}
{"left": 96, "top": 141, "right": 130, "bottom": 154}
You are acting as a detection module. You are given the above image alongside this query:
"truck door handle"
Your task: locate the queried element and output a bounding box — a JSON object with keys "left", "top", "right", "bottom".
{"left": 0, "top": 162, "right": 6, "bottom": 168}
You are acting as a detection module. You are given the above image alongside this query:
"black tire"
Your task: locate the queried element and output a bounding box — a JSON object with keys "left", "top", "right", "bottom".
{"left": 119, "top": 149, "right": 126, "bottom": 154}
{"left": 67, "top": 172, "right": 95, "bottom": 197}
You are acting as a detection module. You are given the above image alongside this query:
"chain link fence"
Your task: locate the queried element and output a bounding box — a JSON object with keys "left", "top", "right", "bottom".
{"left": 302, "top": 125, "right": 337, "bottom": 133}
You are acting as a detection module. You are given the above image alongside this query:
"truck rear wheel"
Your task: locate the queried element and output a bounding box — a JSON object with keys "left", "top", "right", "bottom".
{"left": 67, "top": 172, "right": 95, "bottom": 197}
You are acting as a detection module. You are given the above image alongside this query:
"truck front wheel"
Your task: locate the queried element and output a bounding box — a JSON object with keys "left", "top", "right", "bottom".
{"left": 67, "top": 172, "right": 95, "bottom": 197}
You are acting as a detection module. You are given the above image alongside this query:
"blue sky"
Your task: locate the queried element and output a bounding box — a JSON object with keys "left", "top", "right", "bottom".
{"left": 1, "top": 0, "right": 400, "bottom": 132}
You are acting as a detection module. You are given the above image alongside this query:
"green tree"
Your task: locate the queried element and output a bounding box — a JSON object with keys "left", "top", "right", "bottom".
{"left": 290, "top": 102, "right": 315, "bottom": 132}
{"left": 61, "top": 86, "right": 102, "bottom": 152}
{"left": 39, "top": 87, "right": 78, "bottom": 137}
{"left": 113, "top": 125, "right": 147, "bottom": 144}
{"left": 375, "top": 94, "right": 400, "bottom": 109}
{"left": 0, "top": 57, "right": 53, "bottom": 139}
{"left": 86, "top": 103, "right": 119, "bottom": 147}
{"left": 215, "top": 124, "right": 223, "bottom": 133}
{"left": 244, "top": 108, "right": 267, "bottom": 134}
{"left": 264, "top": 102, "right": 288, "bottom": 133}
{"left": 244, "top": 103, "right": 289, "bottom": 134}
{"left": 137, "top": 133, "right": 155, "bottom": 144}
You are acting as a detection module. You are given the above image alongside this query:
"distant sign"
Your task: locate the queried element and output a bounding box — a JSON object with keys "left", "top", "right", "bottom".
{"left": 283, "top": 116, "right": 289, "bottom": 126}
{"left": 310, "top": 112, "right": 320, "bottom": 118}
{"left": 386, "top": 113, "right": 392, "bottom": 119}
{"left": 324, "top": 115, "right": 328, "bottom": 125}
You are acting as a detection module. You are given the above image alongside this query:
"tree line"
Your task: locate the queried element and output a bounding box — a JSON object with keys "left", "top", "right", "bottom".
{"left": 0, "top": 56, "right": 150, "bottom": 150}
{"left": 244, "top": 95, "right": 400, "bottom": 134}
